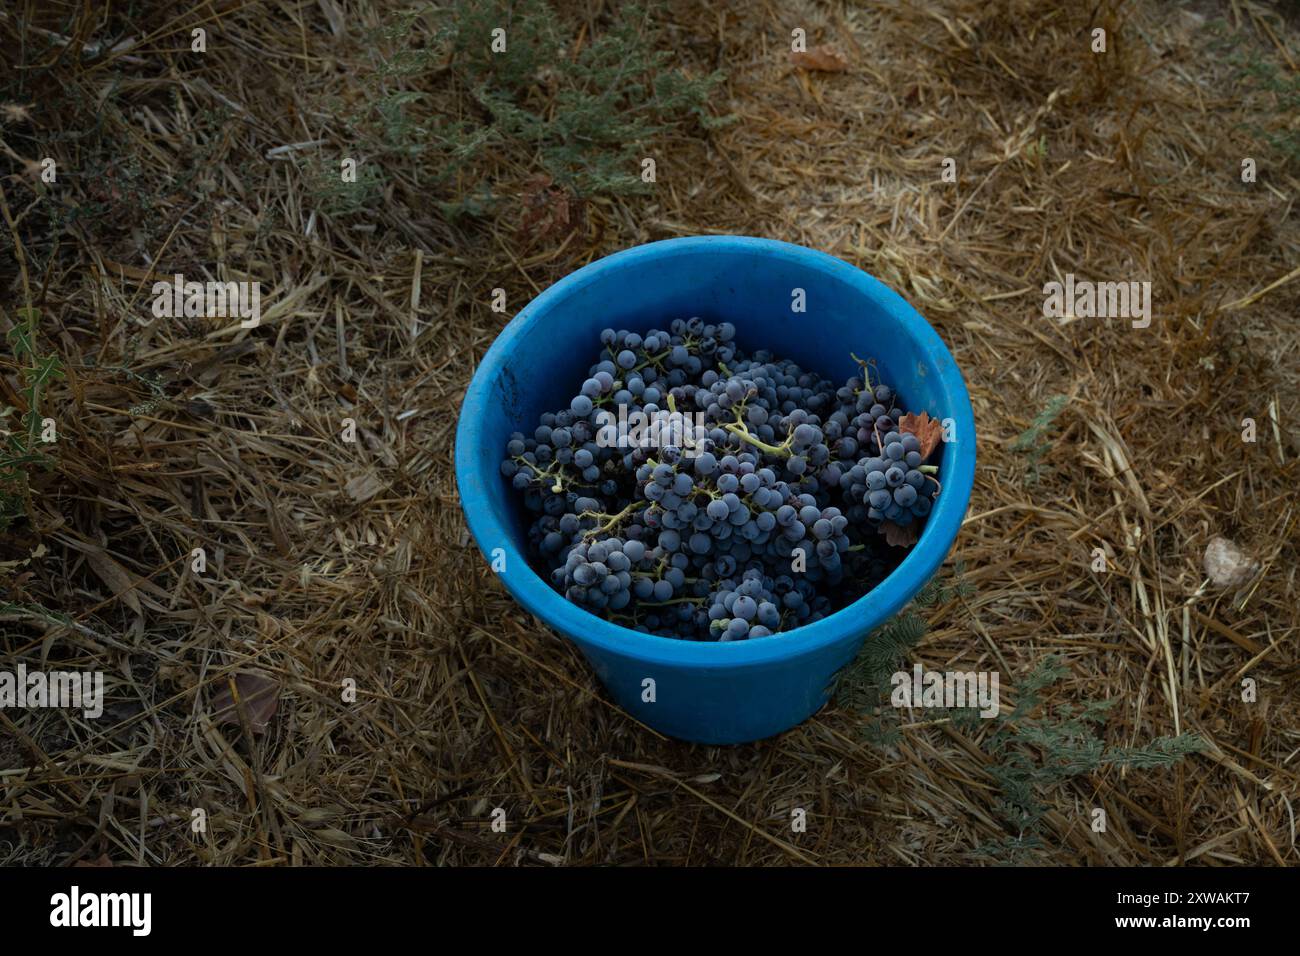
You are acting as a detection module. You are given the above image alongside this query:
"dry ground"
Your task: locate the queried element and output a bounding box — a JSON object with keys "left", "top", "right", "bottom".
{"left": 1, "top": 0, "right": 1297, "bottom": 865}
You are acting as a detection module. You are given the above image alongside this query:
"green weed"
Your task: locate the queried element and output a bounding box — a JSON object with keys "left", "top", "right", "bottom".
{"left": 1010, "top": 394, "right": 1068, "bottom": 483}
{"left": 337, "top": 0, "right": 728, "bottom": 210}
{"left": 1, "top": 306, "right": 63, "bottom": 529}
{"left": 838, "top": 570, "right": 1203, "bottom": 863}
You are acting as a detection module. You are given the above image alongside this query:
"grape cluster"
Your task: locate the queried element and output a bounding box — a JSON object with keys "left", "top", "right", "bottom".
{"left": 499, "top": 320, "right": 942, "bottom": 640}
{"left": 705, "top": 568, "right": 832, "bottom": 640}
{"left": 841, "top": 431, "right": 937, "bottom": 526}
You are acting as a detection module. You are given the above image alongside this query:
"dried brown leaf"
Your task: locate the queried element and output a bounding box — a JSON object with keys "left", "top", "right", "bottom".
{"left": 312, "top": 827, "right": 357, "bottom": 849}
{"left": 210, "top": 670, "right": 280, "bottom": 734}
{"left": 1, "top": 103, "right": 34, "bottom": 125}
{"left": 345, "top": 470, "right": 386, "bottom": 503}
{"left": 517, "top": 174, "right": 584, "bottom": 248}
{"left": 898, "top": 411, "right": 944, "bottom": 461}
{"left": 790, "top": 44, "right": 849, "bottom": 72}
{"left": 265, "top": 501, "right": 294, "bottom": 558}
{"left": 879, "top": 521, "right": 919, "bottom": 548}
{"left": 84, "top": 546, "right": 143, "bottom": 616}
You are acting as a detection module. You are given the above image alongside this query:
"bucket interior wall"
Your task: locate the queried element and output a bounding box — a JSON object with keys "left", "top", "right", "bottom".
{"left": 474, "top": 244, "right": 952, "bottom": 551}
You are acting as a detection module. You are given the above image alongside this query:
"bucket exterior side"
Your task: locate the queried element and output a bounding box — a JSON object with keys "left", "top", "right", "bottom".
{"left": 576, "top": 630, "right": 866, "bottom": 744}
{"left": 455, "top": 236, "right": 976, "bottom": 743}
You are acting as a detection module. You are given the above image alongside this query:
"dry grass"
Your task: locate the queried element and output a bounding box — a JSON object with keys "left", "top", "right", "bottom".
{"left": 0, "top": 0, "right": 1297, "bottom": 866}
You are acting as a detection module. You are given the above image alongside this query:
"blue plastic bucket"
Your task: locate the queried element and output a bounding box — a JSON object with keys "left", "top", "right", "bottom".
{"left": 455, "top": 236, "right": 976, "bottom": 744}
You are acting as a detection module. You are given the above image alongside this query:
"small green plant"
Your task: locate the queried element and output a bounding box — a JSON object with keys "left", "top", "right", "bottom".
{"left": 838, "top": 572, "right": 1203, "bottom": 864}
{"left": 341, "top": 0, "right": 728, "bottom": 209}
{"left": 1010, "top": 394, "right": 1067, "bottom": 483}
{"left": 303, "top": 154, "right": 387, "bottom": 217}
{"left": 1206, "top": 24, "right": 1300, "bottom": 172}
{"left": 973, "top": 655, "right": 1204, "bottom": 863}
{"left": 118, "top": 366, "right": 166, "bottom": 417}
{"left": 2, "top": 306, "right": 64, "bottom": 529}
{"left": 836, "top": 565, "right": 974, "bottom": 744}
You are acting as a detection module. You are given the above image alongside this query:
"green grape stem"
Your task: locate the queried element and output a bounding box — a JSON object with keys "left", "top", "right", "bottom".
{"left": 580, "top": 501, "right": 637, "bottom": 538}
{"left": 722, "top": 409, "right": 795, "bottom": 458}
{"left": 849, "top": 351, "right": 875, "bottom": 393}
{"left": 513, "top": 454, "right": 569, "bottom": 493}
